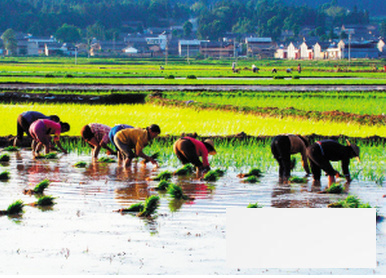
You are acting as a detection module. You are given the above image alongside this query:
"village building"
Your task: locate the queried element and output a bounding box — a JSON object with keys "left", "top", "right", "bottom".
{"left": 178, "top": 39, "right": 201, "bottom": 57}
{"left": 245, "top": 37, "right": 276, "bottom": 58}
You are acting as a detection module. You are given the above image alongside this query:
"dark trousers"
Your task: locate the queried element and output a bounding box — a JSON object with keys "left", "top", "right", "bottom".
{"left": 16, "top": 115, "right": 31, "bottom": 139}
{"left": 271, "top": 135, "right": 291, "bottom": 179}
{"left": 173, "top": 138, "right": 202, "bottom": 168}
{"left": 306, "top": 144, "right": 337, "bottom": 180}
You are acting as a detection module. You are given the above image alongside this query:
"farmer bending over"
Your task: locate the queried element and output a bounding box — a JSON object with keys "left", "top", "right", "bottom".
{"left": 271, "top": 134, "right": 311, "bottom": 183}
{"left": 306, "top": 139, "right": 360, "bottom": 187}
{"left": 173, "top": 137, "right": 216, "bottom": 178}
{"left": 29, "top": 119, "right": 70, "bottom": 157}
{"left": 108, "top": 124, "right": 134, "bottom": 162}
{"left": 14, "top": 111, "right": 60, "bottom": 147}
{"left": 81, "top": 123, "right": 116, "bottom": 160}
{"left": 113, "top": 124, "right": 161, "bottom": 168}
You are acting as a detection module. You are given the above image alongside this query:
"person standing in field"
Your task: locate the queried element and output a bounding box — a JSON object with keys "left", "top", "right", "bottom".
{"left": 81, "top": 123, "right": 116, "bottom": 160}
{"left": 173, "top": 137, "right": 217, "bottom": 178}
{"left": 108, "top": 124, "right": 134, "bottom": 162}
{"left": 29, "top": 119, "right": 70, "bottom": 157}
{"left": 113, "top": 124, "right": 161, "bottom": 168}
{"left": 14, "top": 111, "right": 60, "bottom": 146}
{"left": 306, "top": 139, "right": 360, "bottom": 187}
{"left": 297, "top": 63, "right": 302, "bottom": 73}
{"left": 271, "top": 134, "right": 311, "bottom": 183}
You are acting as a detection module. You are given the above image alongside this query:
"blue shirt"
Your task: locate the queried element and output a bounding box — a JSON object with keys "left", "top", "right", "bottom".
{"left": 109, "top": 124, "right": 133, "bottom": 148}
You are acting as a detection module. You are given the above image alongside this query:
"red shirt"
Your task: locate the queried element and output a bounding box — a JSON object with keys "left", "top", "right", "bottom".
{"left": 185, "top": 137, "right": 209, "bottom": 167}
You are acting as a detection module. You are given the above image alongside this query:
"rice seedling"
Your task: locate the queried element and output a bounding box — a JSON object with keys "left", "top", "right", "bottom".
{"left": 152, "top": 171, "right": 173, "bottom": 181}
{"left": 98, "top": 156, "right": 116, "bottom": 163}
{"left": 34, "top": 195, "right": 56, "bottom": 207}
{"left": 35, "top": 152, "right": 58, "bottom": 159}
{"left": 24, "top": 179, "right": 50, "bottom": 195}
{"left": 0, "top": 153, "right": 10, "bottom": 162}
{"left": 0, "top": 171, "right": 10, "bottom": 180}
{"left": 0, "top": 200, "right": 24, "bottom": 216}
{"left": 3, "top": 146, "right": 19, "bottom": 152}
{"left": 174, "top": 164, "right": 195, "bottom": 176}
{"left": 167, "top": 183, "right": 190, "bottom": 200}
{"left": 213, "top": 168, "right": 226, "bottom": 177}
{"left": 320, "top": 183, "right": 345, "bottom": 194}
{"left": 247, "top": 202, "right": 263, "bottom": 208}
{"left": 375, "top": 175, "right": 385, "bottom": 186}
{"left": 137, "top": 195, "right": 160, "bottom": 217}
{"left": 203, "top": 170, "right": 219, "bottom": 182}
{"left": 155, "top": 180, "right": 171, "bottom": 191}
{"left": 114, "top": 202, "right": 145, "bottom": 213}
{"left": 289, "top": 176, "right": 308, "bottom": 183}
{"left": 243, "top": 175, "right": 260, "bottom": 183}
{"left": 74, "top": 161, "right": 87, "bottom": 168}
{"left": 328, "top": 195, "right": 372, "bottom": 208}
{"left": 237, "top": 168, "right": 263, "bottom": 178}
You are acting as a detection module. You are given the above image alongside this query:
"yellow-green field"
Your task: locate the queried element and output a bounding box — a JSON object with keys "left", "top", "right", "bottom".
{"left": 2, "top": 103, "right": 385, "bottom": 138}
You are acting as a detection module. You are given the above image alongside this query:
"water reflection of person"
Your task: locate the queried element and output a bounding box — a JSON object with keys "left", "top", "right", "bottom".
{"left": 83, "top": 162, "right": 111, "bottom": 180}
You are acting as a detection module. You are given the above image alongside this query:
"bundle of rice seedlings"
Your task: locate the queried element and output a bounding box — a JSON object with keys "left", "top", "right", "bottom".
{"left": 324, "top": 183, "right": 345, "bottom": 194}
{"left": 35, "top": 195, "right": 56, "bottom": 206}
{"left": 74, "top": 161, "right": 87, "bottom": 168}
{"left": 289, "top": 176, "right": 308, "bottom": 183}
{"left": 213, "top": 168, "right": 226, "bottom": 177}
{"left": 153, "top": 171, "right": 173, "bottom": 181}
{"left": 174, "top": 164, "right": 195, "bottom": 176}
{"left": 244, "top": 175, "right": 259, "bottom": 183}
{"left": 98, "top": 156, "right": 116, "bottom": 163}
{"left": 168, "top": 183, "right": 189, "bottom": 200}
{"left": 237, "top": 168, "right": 263, "bottom": 178}
{"left": 203, "top": 170, "right": 219, "bottom": 182}
{"left": 155, "top": 180, "right": 171, "bottom": 191}
{"left": 114, "top": 202, "right": 144, "bottom": 213}
{"left": 4, "top": 146, "right": 19, "bottom": 152}
{"left": 247, "top": 202, "right": 263, "bottom": 208}
{"left": 33, "top": 179, "right": 50, "bottom": 194}
{"left": 0, "top": 153, "right": 10, "bottom": 162}
{"left": 35, "top": 152, "right": 57, "bottom": 159}
{"left": 138, "top": 195, "right": 160, "bottom": 217}
{"left": 0, "top": 171, "right": 10, "bottom": 180}
{"left": 6, "top": 200, "right": 24, "bottom": 215}
{"left": 328, "top": 195, "right": 371, "bottom": 208}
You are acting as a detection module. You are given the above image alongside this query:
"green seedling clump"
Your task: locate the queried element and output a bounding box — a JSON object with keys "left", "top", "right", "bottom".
{"left": 248, "top": 168, "right": 263, "bottom": 177}
{"left": 0, "top": 171, "right": 10, "bottom": 180}
{"left": 36, "top": 195, "right": 56, "bottom": 206}
{"left": 245, "top": 175, "right": 259, "bottom": 183}
{"left": 6, "top": 200, "right": 24, "bottom": 215}
{"left": 98, "top": 156, "right": 116, "bottom": 163}
{"left": 174, "top": 164, "right": 195, "bottom": 176}
{"left": 33, "top": 179, "right": 50, "bottom": 194}
{"left": 289, "top": 176, "right": 308, "bottom": 183}
{"left": 247, "top": 202, "right": 263, "bottom": 208}
{"left": 203, "top": 170, "right": 219, "bottom": 182}
{"left": 4, "top": 146, "right": 19, "bottom": 152}
{"left": 116, "top": 202, "right": 145, "bottom": 213}
{"left": 138, "top": 195, "right": 160, "bottom": 217}
{"left": 153, "top": 171, "right": 173, "bottom": 181}
{"left": 213, "top": 168, "right": 226, "bottom": 177}
{"left": 74, "top": 161, "right": 87, "bottom": 168}
{"left": 36, "top": 152, "right": 57, "bottom": 159}
{"left": 325, "top": 183, "right": 345, "bottom": 194}
{"left": 155, "top": 180, "right": 171, "bottom": 191}
{"left": 328, "top": 195, "right": 372, "bottom": 208}
{"left": 0, "top": 153, "right": 10, "bottom": 162}
{"left": 168, "top": 183, "right": 189, "bottom": 200}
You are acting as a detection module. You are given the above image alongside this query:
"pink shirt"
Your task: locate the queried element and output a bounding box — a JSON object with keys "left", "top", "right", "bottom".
{"left": 89, "top": 123, "right": 111, "bottom": 144}
{"left": 42, "top": 119, "right": 61, "bottom": 141}
{"left": 185, "top": 137, "right": 209, "bottom": 167}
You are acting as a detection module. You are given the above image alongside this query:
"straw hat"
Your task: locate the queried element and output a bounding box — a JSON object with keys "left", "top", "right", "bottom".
{"left": 204, "top": 139, "right": 216, "bottom": 155}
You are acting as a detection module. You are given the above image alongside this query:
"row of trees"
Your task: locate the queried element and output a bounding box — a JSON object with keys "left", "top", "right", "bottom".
{"left": 0, "top": 0, "right": 380, "bottom": 46}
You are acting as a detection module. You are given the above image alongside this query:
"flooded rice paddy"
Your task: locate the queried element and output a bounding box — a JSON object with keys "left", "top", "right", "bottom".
{"left": 0, "top": 150, "right": 385, "bottom": 275}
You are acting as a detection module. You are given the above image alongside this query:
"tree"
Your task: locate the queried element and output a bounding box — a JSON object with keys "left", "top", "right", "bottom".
{"left": 232, "top": 17, "right": 255, "bottom": 34}
{"left": 1, "top": 28, "right": 17, "bottom": 55}
{"left": 86, "top": 21, "right": 106, "bottom": 41}
{"left": 183, "top": 21, "right": 193, "bottom": 37}
{"left": 55, "top": 24, "right": 81, "bottom": 43}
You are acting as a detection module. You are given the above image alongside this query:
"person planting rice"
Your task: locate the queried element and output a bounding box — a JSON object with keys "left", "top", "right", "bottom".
{"left": 29, "top": 119, "right": 70, "bottom": 158}
{"left": 271, "top": 134, "right": 311, "bottom": 183}
{"left": 113, "top": 124, "right": 161, "bottom": 168}
{"left": 14, "top": 111, "right": 60, "bottom": 147}
{"left": 306, "top": 139, "right": 360, "bottom": 187}
{"left": 108, "top": 124, "right": 134, "bottom": 162}
{"left": 173, "top": 137, "right": 216, "bottom": 178}
{"left": 81, "top": 123, "right": 116, "bottom": 160}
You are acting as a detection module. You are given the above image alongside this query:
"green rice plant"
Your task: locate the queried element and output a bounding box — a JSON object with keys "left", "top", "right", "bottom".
{"left": 375, "top": 175, "right": 385, "bottom": 186}
{"left": 74, "top": 161, "right": 87, "bottom": 168}
{"left": 186, "top": 75, "right": 197, "bottom": 79}
{"left": 155, "top": 180, "right": 171, "bottom": 191}
{"left": 328, "top": 195, "right": 371, "bottom": 208}
{"left": 237, "top": 168, "right": 263, "bottom": 178}
{"left": 3, "top": 146, "right": 19, "bottom": 152}
{"left": 35, "top": 152, "right": 57, "bottom": 159}
{"left": 34, "top": 179, "right": 50, "bottom": 194}
{"left": 174, "top": 164, "right": 195, "bottom": 176}
{"left": 247, "top": 202, "right": 263, "bottom": 208}
{"left": 115, "top": 202, "right": 145, "bottom": 213}
{"left": 0, "top": 200, "right": 24, "bottom": 215}
{"left": 324, "top": 183, "right": 345, "bottom": 194}
{"left": 165, "top": 74, "right": 175, "bottom": 79}
{"left": 137, "top": 195, "right": 160, "bottom": 217}
{"left": 0, "top": 171, "right": 10, "bottom": 180}
{"left": 244, "top": 175, "right": 259, "bottom": 183}
{"left": 168, "top": 183, "right": 189, "bottom": 200}
{"left": 98, "top": 156, "right": 116, "bottom": 163}
{"left": 203, "top": 170, "right": 219, "bottom": 182}
{"left": 35, "top": 195, "right": 56, "bottom": 206}
{"left": 153, "top": 171, "right": 173, "bottom": 181}
{"left": 213, "top": 168, "right": 226, "bottom": 177}
{"left": 0, "top": 153, "right": 10, "bottom": 162}
{"left": 289, "top": 176, "right": 308, "bottom": 183}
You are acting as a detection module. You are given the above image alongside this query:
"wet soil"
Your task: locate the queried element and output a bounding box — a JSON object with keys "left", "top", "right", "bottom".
{"left": 0, "top": 150, "right": 385, "bottom": 275}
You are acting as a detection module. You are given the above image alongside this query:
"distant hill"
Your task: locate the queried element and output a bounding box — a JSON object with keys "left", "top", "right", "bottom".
{"left": 280, "top": 0, "right": 386, "bottom": 17}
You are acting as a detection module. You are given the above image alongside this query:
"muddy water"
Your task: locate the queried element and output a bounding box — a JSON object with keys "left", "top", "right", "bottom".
{"left": 0, "top": 150, "right": 385, "bottom": 275}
